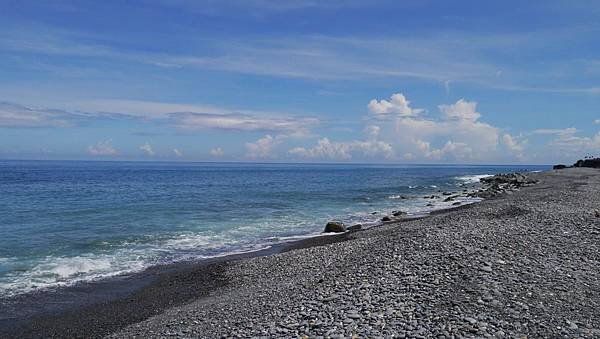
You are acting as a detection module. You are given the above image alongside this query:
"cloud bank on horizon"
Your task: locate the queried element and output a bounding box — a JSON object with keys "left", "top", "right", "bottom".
{"left": 1, "top": 0, "right": 600, "bottom": 164}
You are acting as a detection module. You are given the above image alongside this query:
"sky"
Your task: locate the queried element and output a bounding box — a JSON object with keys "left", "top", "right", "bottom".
{"left": 1, "top": 0, "right": 600, "bottom": 164}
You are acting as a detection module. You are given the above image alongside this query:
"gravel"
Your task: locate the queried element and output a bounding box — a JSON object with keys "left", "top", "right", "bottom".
{"left": 105, "top": 168, "right": 600, "bottom": 338}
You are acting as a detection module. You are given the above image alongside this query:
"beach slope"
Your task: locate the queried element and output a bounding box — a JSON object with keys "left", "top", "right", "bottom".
{"left": 107, "top": 168, "right": 600, "bottom": 338}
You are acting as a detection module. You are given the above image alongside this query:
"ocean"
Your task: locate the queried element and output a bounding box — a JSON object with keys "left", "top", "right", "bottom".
{"left": 0, "top": 160, "right": 548, "bottom": 297}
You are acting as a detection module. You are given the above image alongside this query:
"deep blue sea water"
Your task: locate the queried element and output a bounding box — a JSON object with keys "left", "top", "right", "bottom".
{"left": 0, "top": 161, "right": 548, "bottom": 297}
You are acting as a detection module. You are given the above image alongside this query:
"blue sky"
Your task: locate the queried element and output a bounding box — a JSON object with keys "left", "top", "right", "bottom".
{"left": 1, "top": 0, "right": 599, "bottom": 164}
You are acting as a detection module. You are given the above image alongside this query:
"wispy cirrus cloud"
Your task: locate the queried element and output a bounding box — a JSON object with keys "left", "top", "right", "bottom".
{"left": 0, "top": 99, "right": 319, "bottom": 133}
{"left": 0, "top": 101, "right": 77, "bottom": 127}
{"left": 169, "top": 112, "right": 319, "bottom": 132}
{"left": 5, "top": 23, "right": 600, "bottom": 93}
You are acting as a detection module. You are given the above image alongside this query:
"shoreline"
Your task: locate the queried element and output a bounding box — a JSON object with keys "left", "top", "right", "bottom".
{"left": 2, "top": 190, "right": 482, "bottom": 337}
{"left": 0, "top": 176, "right": 488, "bottom": 300}
{"left": 1, "top": 169, "right": 562, "bottom": 337}
{"left": 2, "top": 227, "right": 357, "bottom": 337}
{"left": 112, "top": 167, "right": 600, "bottom": 337}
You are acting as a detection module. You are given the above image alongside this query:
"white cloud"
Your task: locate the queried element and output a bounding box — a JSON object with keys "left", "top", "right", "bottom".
{"left": 8, "top": 24, "right": 600, "bottom": 96}
{"left": 532, "top": 128, "right": 578, "bottom": 136}
{"left": 594, "top": 119, "right": 600, "bottom": 125}
{"left": 289, "top": 137, "right": 394, "bottom": 161}
{"left": 352, "top": 139, "right": 395, "bottom": 159}
{"left": 210, "top": 147, "right": 224, "bottom": 156}
{"left": 0, "top": 101, "right": 73, "bottom": 127}
{"left": 364, "top": 125, "right": 380, "bottom": 137}
{"left": 368, "top": 93, "right": 423, "bottom": 118}
{"left": 414, "top": 139, "right": 473, "bottom": 160}
{"left": 170, "top": 112, "right": 318, "bottom": 132}
{"left": 289, "top": 138, "right": 352, "bottom": 160}
{"left": 173, "top": 148, "right": 183, "bottom": 157}
{"left": 289, "top": 95, "right": 502, "bottom": 162}
{"left": 392, "top": 104, "right": 499, "bottom": 161}
{"left": 503, "top": 134, "right": 527, "bottom": 152}
{"left": 88, "top": 140, "right": 117, "bottom": 156}
{"left": 438, "top": 99, "right": 481, "bottom": 121}
{"left": 140, "top": 142, "right": 155, "bottom": 156}
{"left": 533, "top": 128, "right": 600, "bottom": 150}
{"left": 0, "top": 99, "right": 320, "bottom": 133}
{"left": 245, "top": 135, "right": 280, "bottom": 159}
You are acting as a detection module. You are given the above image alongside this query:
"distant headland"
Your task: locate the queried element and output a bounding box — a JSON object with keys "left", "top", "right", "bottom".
{"left": 554, "top": 157, "right": 600, "bottom": 170}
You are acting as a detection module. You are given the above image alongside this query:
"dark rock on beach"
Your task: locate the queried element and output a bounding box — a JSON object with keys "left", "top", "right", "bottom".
{"left": 347, "top": 224, "right": 362, "bottom": 232}
{"left": 323, "top": 221, "right": 346, "bottom": 233}
{"left": 553, "top": 164, "right": 567, "bottom": 170}
{"left": 381, "top": 216, "right": 391, "bottom": 222}
{"left": 392, "top": 210, "right": 407, "bottom": 217}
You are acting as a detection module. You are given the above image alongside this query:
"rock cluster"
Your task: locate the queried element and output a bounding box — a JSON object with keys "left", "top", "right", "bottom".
{"left": 475, "top": 173, "right": 538, "bottom": 199}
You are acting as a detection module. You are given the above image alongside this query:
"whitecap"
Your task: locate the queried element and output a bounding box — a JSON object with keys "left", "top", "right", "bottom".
{"left": 387, "top": 195, "right": 405, "bottom": 200}
{"left": 454, "top": 174, "right": 493, "bottom": 184}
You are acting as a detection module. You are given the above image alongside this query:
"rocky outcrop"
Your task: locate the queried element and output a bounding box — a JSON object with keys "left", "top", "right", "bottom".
{"left": 553, "top": 157, "right": 600, "bottom": 169}
{"left": 480, "top": 173, "right": 537, "bottom": 187}
{"left": 475, "top": 173, "right": 539, "bottom": 199}
{"left": 573, "top": 158, "right": 600, "bottom": 168}
{"left": 323, "top": 221, "right": 346, "bottom": 233}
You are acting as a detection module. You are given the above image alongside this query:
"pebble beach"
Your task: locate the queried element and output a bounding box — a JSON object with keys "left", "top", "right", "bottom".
{"left": 12, "top": 168, "right": 600, "bottom": 337}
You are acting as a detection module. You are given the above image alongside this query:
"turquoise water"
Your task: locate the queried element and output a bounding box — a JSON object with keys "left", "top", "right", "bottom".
{"left": 0, "top": 161, "right": 548, "bottom": 296}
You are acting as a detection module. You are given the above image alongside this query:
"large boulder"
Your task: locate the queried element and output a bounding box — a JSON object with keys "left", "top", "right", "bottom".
{"left": 324, "top": 221, "right": 346, "bottom": 233}
{"left": 553, "top": 164, "right": 567, "bottom": 170}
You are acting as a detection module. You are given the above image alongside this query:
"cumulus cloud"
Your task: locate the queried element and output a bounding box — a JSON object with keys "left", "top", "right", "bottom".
{"left": 502, "top": 134, "right": 526, "bottom": 152}
{"left": 412, "top": 139, "right": 472, "bottom": 160}
{"left": 287, "top": 95, "right": 501, "bottom": 162}
{"left": 88, "top": 140, "right": 117, "bottom": 156}
{"left": 390, "top": 98, "right": 498, "bottom": 161}
{"left": 140, "top": 142, "right": 155, "bottom": 156}
{"left": 438, "top": 99, "right": 481, "bottom": 121}
{"left": 364, "top": 125, "right": 380, "bottom": 137}
{"left": 173, "top": 148, "right": 183, "bottom": 157}
{"left": 594, "top": 119, "right": 600, "bottom": 125}
{"left": 534, "top": 128, "right": 600, "bottom": 150}
{"left": 245, "top": 135, "right": 280, "bottom": 159}
{"left": 502, "top": 133, "right": 528, "bottom": 160}
{"left": 210, "top": 147, "right": 224, "bottom": 156}
{"left": 289, "top": 137, "right": 394, "bottom": 161}
{"left": 367, "top": 93, "right": 423, "bottom": 119}
{"left": 289, "top": 138, "right": 352, "bottom": 160}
